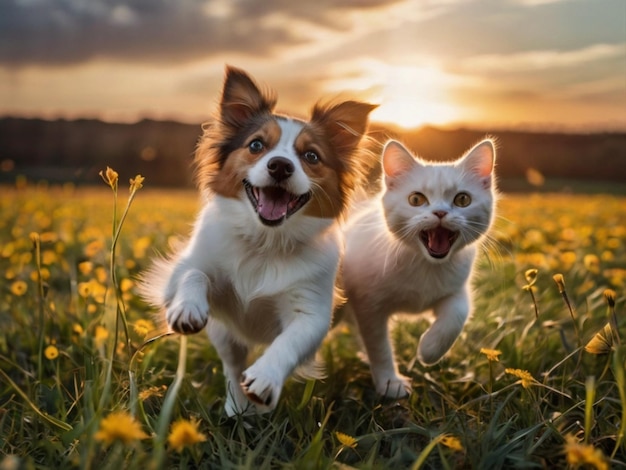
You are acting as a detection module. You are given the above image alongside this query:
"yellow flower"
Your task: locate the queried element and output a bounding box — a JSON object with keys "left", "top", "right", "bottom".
{"left": 94, "top": 325, "right": 109, "bottom": 348}
{"left": 133, "top": 319, "right": 154, "bottom": 338}
{"left": 129, "top": 175, "right": 145, "bottom": 193}
{"left": 440, "top": 434, "right": 464, "bottom": 452}
{"left": 84, "top": 239, "right": 105, "bottom": 258}
{"left": 335, "top": 432, "right": 357, "bottom": 449}
{"left": 77, "top": 282, "right": 92, "bottom": 298}
{"left": 78, "top": 261, "right": 93, "bottom": 276}
{"left": 10, "top": 280, "right": 27, "bottom": 296}
{"left": 120, "top": 278, "right": 134, "bottom": 293}
{"left": 524, "top": 269, "right": 538, "bottom": 286}
{"left": 563, "top": 434, "right": 608, "bottom": 470}
{"left": 505, "top": 368, "right": 535, "bottom": 389}
{"left": 552, "top": 274, "right": 566, "bottom": 294}
{"left": 44, "top": 345, "right": 59, "bottom": 360}
{"left": 138, "top": 385, "right": 167, "bottom": 401}
{"left": 168, "top": 418, "right": 207, "bottom": 452}
{"left": 584, "top": 323, "right": 614, "bottom": 355}
{"left": 94, "top": 411, "right": 148, "bottom": 445}
{"left": 583, "top": 254, "right": 600, "bottom": 274}
{"left": 480, "top": 348, "right": 502, "bottom": 362}
{"left": 72, "top": 324, "right": 84, "bottom": 335}
{"left": 603, "top": 289, "right": 616, "bottom": 308}
{"left": 99, "top": 166, "right": 119, "bottom": 190}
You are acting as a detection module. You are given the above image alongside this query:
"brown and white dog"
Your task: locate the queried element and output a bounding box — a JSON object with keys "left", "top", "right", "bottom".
{"left": 140, "top": 66, "right": 375, "bottom": 415}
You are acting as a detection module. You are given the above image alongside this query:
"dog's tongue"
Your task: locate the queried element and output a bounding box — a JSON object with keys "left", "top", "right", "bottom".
{"left": 257, "top": 187, "right": 291, "bottom": 221}
{"left": 426, "top": 227, "right": 453, "bottom": 255}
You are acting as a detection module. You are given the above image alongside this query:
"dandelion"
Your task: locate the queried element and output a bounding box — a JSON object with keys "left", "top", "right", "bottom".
{"left": 480, "top": 348, "right": 502, "bottom": 362}
{"left": 335, "top": 432, "right": 357, "bottom": 449}
{"left": 604, "top": 288, "right": 620, "bottom": 345}
{"left": 44, "top": 344, "right": 59, "bottom": 360}
{"left": 78, "top": 261, "right": 93, "bottom": 276}
{"left": 94, "top": 411, "right": 148, "bottom": 446}
{"left": 94, "top": 325, "right": 109, "bottom": 349}
{"left": 167, "top": 418, "right": 207, "bottom": 452}
{"left": 120, "top": 278, "right": 134, "bottom": 293}
{"left": 553, "top": 273, "right": 579, "bottom": 341}
{"left": 77, "top": 282, "right": 91, "bottom": 298}
{"left": 133, "top": 319, "right": 154, "bottom": 338}
{"left": 99, "top": 166, "right": 119, "bottom": 191}
{"left": 553, "top": 273, "right": 566, "bottom": 294}
{"left": 138, "top": 385, "right": 167, "bottom": 401}
{"left": 505, "top": 368, "right": 536, "bottom": 389}
{"left": 440, "top": 435, "right": 464, "bottom": 452}
{"left": 563, "top": 434, "right": 608, "bottom": 470}
{"left": 10, "top": 280, "right": 27, "bottom": 296}
{"left": 523, "top": 269, "right": 540, "bottom": 320}
{"left": 584, "top": 323, "right": 614, "bottom": 355}
{"left": 583, "top": 254, "right": 600, "bottom": 274}
{"left": 129, "top": 175, "right": 145, "bottom": 193}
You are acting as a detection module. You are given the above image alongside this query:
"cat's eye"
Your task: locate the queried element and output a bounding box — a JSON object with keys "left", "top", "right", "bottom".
{"left": 408, "top": 192, "right": 428, "bottom": 206}
{"left": 248, "top": 139, "right": 264, "bottom": 153}
{"left": 454, "top": 192, "right": 471, "bottom": 207}
{"left": 303, "top": 150, "right": 320, "bottom": 164}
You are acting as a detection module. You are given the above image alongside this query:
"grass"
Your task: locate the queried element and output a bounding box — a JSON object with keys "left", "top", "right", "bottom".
{"left": 1, "top": 178, "right": 625, "bottom": 469}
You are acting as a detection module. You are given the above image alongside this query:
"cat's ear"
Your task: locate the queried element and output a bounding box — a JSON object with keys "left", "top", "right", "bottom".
{"left": 382, "top": 140, "right": 416, "bottom": 185}
{"left": 462, "top": 139, "right": 495, "bottom": 189}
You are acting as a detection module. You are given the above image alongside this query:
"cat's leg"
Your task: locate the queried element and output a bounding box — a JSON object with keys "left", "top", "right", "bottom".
{"left": 240, "top": 288, "right": 332, "bottom": 413}
{"left": 418, "top": 289, "right": 469, "bottom": 365}
{"left": 207, "top": 319, "right": 253, "bottom": 416}
{"left": 354, "top": 305, "right": 411, "bottom": 398}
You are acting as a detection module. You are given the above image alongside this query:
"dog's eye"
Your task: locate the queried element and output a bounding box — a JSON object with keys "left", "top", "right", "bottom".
{"left": 303, "top": 151, "right": 320, "bottom": 164}
{"left": 408, "top": 192, "right": 428, "bottom": 206}
{"left": 248, "top": 139, "right": 264, "bottom": 154}
{"left": 453, "top": 192, "right": 471, "bottom": 207}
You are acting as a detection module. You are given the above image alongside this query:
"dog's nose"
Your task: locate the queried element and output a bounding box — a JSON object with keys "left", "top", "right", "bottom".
{"left": 267, "top": 157, "right": 294, "bottom": 182}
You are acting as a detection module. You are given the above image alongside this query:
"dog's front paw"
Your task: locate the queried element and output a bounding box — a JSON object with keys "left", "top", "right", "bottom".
{"left": 166, "top": 296, "right": 209, "bottom": 334}
{"left": 374, "top": 374, "right": 411, "bottom": 399}
{"left": 240, "top": 366, "right": 283, "bottom": 412}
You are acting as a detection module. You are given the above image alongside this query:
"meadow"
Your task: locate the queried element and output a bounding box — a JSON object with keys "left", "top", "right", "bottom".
{"left": 1, "top": 177, "right": 625, "bottom": 469}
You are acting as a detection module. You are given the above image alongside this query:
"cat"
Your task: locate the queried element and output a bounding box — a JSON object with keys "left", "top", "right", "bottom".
{"left": 341, "top": 138, "right": 496, "bottom": 398}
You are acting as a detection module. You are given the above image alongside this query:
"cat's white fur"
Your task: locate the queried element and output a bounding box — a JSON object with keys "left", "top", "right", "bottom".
{"left": 341, "top": 139, "right": 496, "bottom": 398}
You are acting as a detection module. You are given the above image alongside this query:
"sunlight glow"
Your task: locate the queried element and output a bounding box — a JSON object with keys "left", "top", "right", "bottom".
{"left": 326, "top": 61, "right": 463, "bottom": 129}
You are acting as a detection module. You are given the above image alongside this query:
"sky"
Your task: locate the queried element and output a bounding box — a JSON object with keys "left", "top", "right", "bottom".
{"left": 1, "top": 0, "right": 625, "bottom": 131}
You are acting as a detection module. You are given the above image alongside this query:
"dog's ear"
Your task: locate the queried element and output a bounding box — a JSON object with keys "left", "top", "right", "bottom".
{"left": 220, "top": 66, "right": 277, "bottom": 129}
{"left": 311, "top": 101, "right": 377, "bottom": 152}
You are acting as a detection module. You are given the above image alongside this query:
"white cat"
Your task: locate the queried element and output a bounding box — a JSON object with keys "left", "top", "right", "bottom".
{"left": 341, "top": 138, "right": 496, "bottom": 398}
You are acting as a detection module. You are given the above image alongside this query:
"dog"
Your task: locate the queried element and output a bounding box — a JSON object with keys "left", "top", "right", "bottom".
{"left": 139, "top": 66, "right": 375, "bottom": 415}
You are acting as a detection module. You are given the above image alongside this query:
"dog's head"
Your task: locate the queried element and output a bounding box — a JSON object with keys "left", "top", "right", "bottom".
{"left": 196, "top": 66, "right": 376, "bottom": 227}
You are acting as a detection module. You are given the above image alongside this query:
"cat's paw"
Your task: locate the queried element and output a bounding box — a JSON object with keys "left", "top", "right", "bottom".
{"left": 240, "top": 365, "right": 282, "bottom": 413}
{"left": 374, "top": 374, "right": 411, "bottom": 399}
{"left": 165, "top": 295, "right": 209, "bottom": 334}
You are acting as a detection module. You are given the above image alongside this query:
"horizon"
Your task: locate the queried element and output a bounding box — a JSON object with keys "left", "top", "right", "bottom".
{"left": 1, "top": 0, "right": 625, "bottom": 132}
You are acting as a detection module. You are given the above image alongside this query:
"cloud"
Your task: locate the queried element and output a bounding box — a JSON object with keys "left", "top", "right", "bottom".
{"left": 457, "top": 44, "right": 626, "bottom": 72}
{"left": 0, "top": 0, "right": 404, "bottom": 67}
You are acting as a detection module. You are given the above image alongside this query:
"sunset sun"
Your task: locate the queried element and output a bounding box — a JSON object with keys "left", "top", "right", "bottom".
{"left": 328, "top": 62, "right": 463, "bottom": 129}
{"left": 370, "top": 64, "right": 462, "bottom": 129}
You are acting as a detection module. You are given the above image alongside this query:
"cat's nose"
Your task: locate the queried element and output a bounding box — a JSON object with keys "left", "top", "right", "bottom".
{"left": 433, "top": 210, "right": 447, "bottom": 219}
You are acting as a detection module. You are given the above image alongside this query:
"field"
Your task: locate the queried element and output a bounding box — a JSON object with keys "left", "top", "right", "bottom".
{"left": 1, "top": 179, "right": 625, "bottom": 469}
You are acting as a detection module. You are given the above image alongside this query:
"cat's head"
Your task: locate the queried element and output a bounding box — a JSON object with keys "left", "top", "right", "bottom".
{"left": 381, "top": 138, "right": 496, "bottom": 262}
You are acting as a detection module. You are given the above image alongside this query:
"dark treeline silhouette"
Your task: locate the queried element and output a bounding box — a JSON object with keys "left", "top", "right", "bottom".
{"left": 1, "top": 117, "right": 625, "bottom": 191}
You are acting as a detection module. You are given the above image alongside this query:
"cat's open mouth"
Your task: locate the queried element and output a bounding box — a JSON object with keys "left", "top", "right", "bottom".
{"left": 420, "top": 227, "right": 459, "bottom": 259}
{"left": 243, "top": 179, "right": 311, "bottom": 226}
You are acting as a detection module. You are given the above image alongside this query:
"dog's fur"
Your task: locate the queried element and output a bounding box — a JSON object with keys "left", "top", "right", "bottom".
{"left": 139, "top": 66, "right": 375, "bottom": 415}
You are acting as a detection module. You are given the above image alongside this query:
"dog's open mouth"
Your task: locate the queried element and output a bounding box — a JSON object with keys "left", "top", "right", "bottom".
{"left": 419, "top": 226, "right": 459, "bottom": 259}
{"left": 243, "top": 179, "right": 311, "bottom": 226}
